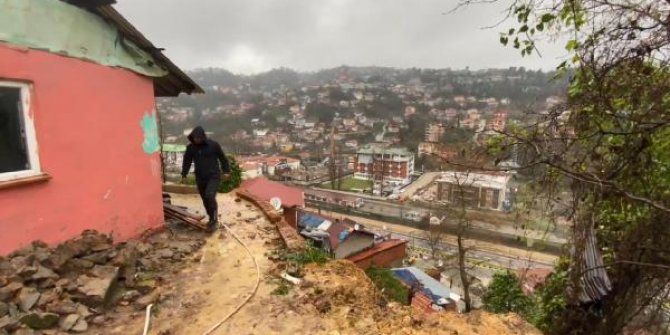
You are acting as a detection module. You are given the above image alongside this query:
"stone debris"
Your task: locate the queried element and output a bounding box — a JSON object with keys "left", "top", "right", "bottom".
{"left": 18, "top": 312, "right": 59, "bottom": 330}
{"left": 0, "top": 229, "right": 206, "bottom": 333}
{"left": 58, "top": 314, "right": 79, "bottom": 331}
{"left": 16, "top": 289, "right": 39, "bottom": 313}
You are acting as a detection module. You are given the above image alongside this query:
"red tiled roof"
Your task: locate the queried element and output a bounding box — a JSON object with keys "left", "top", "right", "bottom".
{"left": 239, "top": 177, "right": 305, "bottom": 208}
{"left": 346, "top": 239, "right": 408, "bottom": 263}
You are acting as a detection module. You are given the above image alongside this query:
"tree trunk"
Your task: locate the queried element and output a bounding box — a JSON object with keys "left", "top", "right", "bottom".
{"left": 457, "top": 231, "right": 472, "bottom": 312}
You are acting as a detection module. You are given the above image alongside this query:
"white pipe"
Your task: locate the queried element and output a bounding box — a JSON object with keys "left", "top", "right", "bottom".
{"left": 142, "top": 304, "right": 153, "bottom": 335}
{"left": 202, "top": 221, "right": 261, "bottom": 335}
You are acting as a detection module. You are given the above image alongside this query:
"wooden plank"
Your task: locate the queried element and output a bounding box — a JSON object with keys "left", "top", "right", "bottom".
{"left": 164, "top": 203, "right": 206, "bottom": 221}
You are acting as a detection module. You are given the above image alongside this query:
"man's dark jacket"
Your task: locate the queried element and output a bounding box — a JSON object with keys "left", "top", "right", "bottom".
{"left": 181, "top": 126, "right": 231, "bottom": 180}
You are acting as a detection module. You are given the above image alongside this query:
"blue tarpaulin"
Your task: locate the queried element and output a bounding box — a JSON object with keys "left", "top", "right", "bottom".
{"left": 298, "top": 213, "right": 325, "bottom": 228}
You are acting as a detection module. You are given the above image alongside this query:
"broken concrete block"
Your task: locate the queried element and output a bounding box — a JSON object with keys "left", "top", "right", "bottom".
{"left": 120, "top": 290, "right": 141, "bottom": 302}
{"left": 36, "top": 291, "right": 59, "bottom": 309}
{"left": 37, "top": 278, "right": 56, "bottom": 291}
{"left": 7, "top": 303, "right": 18, "bottom": 318}
{"left": 90, "top": 315, "right": 106, "bottom": 326}
{"left": 71, "top": 319, "right": 88, "bottom": 332}
{"left": 61, "top": 259, "right": 95, "bottom": 274}
{"left": 58, "top": 314, "right": 79, "bottom": 331}
{"left": 45, "top": 247, "right": 76, "bottom": 271}
{"left": 75, "top": 304, "right": 91, "bottom": 319}
{"left": 134, "top": 290, "right": 160, "bottom": 310}
{"left": 46, "top": 299, "right": 78, "bottom": 315}
{"left": 13, "top": 329, "right": 36, "bottom": 335}
{"left": 81, "top": 251, "right": 111, "bottom": 265}
{"left": 154, "top": 249, "right": 174, "bottom": 259}
{"left": 31, "top": 266, "right": 58, "bottom": 281}
{"left": 19, "top": 312, "right": 59, "bottom": 329}
{"left": 0, "top": 315, "right": 14, "bottom": 329}
{"left": 74, "top": 266, "right": 118, "bottom": 307}
{"left": 134, "top": 279, "right": 157, "bottom": 294}
{"left": 112, "top": 245, "right": 138, "bottom": 286}
{"left": 0, "top": 282, "right": 22, "bottom": 302}
{"left": 17, "top": 287, "right": 40, "bottom": 312}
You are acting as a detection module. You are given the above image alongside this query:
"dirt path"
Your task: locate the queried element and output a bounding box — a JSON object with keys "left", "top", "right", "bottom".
{"left": 95, "top": 193, "right": 335, "bottom": 335}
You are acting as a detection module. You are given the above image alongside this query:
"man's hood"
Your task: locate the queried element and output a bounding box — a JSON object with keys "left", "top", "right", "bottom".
{"left": 187, "top": 126, "right": 207, "bottom": 144}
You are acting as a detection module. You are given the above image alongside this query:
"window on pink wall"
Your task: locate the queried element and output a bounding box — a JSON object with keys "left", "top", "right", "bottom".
{"left": 0, "top": 81, "right": 41, "bottom": 182}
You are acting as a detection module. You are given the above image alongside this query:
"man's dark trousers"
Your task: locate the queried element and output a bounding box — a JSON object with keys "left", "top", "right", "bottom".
{"left": 196, "top": 176, "right": 220, "bottom": 224}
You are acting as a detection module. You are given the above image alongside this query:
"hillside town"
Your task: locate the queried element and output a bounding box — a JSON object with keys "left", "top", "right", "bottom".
{"left": 2, "top": 0, "right": 667, "bottom": 334}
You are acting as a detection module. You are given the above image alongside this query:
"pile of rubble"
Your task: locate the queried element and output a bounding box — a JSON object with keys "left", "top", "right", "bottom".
{"left": 0, "top": 229, "right": 205, "bottom": 334}
{"left": 289, "top": 260, "right": 540, "bottom": 335}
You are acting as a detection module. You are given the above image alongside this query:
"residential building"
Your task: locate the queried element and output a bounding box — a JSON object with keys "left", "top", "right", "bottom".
{"left": 487, "top": 111, "right": 507, "bottom": 132}
{"left": 297, "top": 210, "right": 407, "bottom": 265}
{"left": 237, "top": 155, "right": 301, "bottom": 179}
{"left": 347, "top": 240, "right": 408, "bottom": 269}
{"left": 425, "top": 123, "right": 446, "bottom": 143}
{"left": 162, "top": 144, "right": 187, "bottom": 172}
{"left": 354, "top": 145, "right": 415, "bottom": 185}
{"left": 0, "top": 0, "right": 201, "bottom": 254}
{"left": 459, "top": 109, "right": 481, "bottom": 129}
{"left": 393, "top": 267, "right": 461, "bottom": 313}
{"left": 436, "top": 172, "right": 511, "bottom": 210}
{"left": 387, "top": 123, "right": 401, "bottom": 133}
{"left": 404, "top": 106, "right": 417, "bottom": 117}
{"left": 253, "top": 128, "right": 269, "bottom": 137}
{"left": 417, "top": 143, "right": 458, "bottom": 160}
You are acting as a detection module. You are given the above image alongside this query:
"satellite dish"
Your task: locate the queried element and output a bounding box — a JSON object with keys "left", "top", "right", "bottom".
{"left": 270, "top": 197, "right": 282, "bottom": 210}
{"left": 354, "top": 224, "right": 361, "bottom": 231}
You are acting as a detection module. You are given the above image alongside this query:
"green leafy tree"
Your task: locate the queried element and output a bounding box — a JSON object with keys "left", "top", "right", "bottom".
{"left": 455, "top": 0, "right": 670, "bottom": 333}
{"left": 483, "top": 271, "right": 532, "bottom": 314}
{"left": 526, "top": 258, "right": 569, "bottom": 333}
{"left": 218, "top": 155, "right": 243, "bottom": 193}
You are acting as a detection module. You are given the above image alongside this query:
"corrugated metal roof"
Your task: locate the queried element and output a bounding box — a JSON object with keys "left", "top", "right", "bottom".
{"left": 392, "top": 266, "right": 453, "bottom": 303}
{"left": 63, "top": 1, "right": 203, "bottom": 97}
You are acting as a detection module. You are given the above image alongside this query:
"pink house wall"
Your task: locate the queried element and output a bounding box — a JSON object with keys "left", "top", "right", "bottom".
{"left": 0, "top": 44, "right": 164, "bottom": 254}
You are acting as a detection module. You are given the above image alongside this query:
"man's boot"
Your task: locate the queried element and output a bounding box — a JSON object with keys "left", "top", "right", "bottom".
{"left": 207, "top": 210, "right": 218, "bottom": 233}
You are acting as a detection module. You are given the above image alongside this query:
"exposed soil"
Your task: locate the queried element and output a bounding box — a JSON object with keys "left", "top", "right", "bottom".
{"left": 1, "top": 192, "right": 539, "bottom": 335}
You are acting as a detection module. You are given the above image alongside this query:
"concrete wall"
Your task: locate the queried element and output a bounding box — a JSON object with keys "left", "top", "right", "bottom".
{"left": 349, "top": 242, "right": 407, "bottom": 269}
{"left": 0, "top": 44, "right": 163, "bottom": 254}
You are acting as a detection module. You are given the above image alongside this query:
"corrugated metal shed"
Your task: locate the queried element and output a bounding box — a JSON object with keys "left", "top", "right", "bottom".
{"left": 64, "top": 0, "right": 203, "bottom": 97}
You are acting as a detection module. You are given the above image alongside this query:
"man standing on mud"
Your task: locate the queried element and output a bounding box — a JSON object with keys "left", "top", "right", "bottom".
{"left": 181, "top": 126, "right": 231, "bottom": 232}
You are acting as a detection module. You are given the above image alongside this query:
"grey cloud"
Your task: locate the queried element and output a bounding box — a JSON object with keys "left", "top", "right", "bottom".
{"left": 116, "top": 0, "right": 567, "bottom": 73}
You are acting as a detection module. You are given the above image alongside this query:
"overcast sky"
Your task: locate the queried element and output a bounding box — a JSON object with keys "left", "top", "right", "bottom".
{"left": 116, "top": 0, "right": 567, "bottom": 74}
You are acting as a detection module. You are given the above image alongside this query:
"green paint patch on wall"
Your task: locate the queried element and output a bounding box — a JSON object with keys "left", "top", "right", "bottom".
{"left": 140, "top": 111, "right": 160, "bottom": 154}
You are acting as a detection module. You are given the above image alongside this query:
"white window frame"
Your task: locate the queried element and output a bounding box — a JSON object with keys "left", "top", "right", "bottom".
{"left": 0, "top": 81, "right": 41, "bottom": 182}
